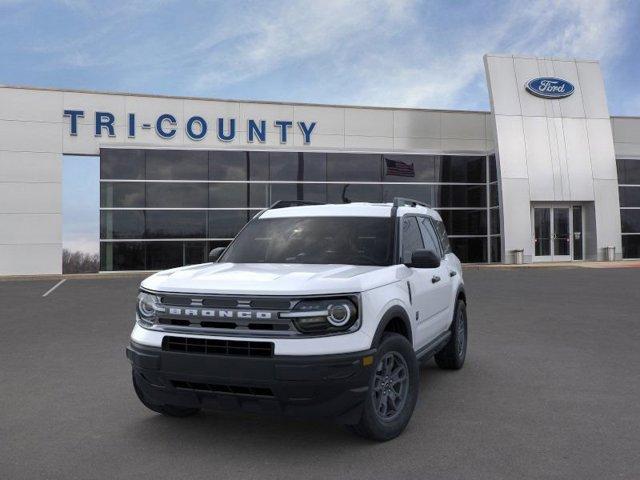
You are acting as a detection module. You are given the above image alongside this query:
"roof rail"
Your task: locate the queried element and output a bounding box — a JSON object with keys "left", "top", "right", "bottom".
{"left": 268, "top": 200, "right": 325, "bottom": 209}
{"left": 393, "top": 197, "right": 431, "bottom": 208}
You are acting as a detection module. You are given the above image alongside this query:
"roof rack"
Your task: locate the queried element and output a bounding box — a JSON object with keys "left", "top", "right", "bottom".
{"left": 393, "top": 197, "right": 431, "bottom": 208}
{"left": 268, "top": 200, "right": 326, "bottom": 209}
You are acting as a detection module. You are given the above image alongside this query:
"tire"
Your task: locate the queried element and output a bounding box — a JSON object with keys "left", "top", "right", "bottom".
{"left": 434, "top": 300, "right": 467, "bottom": 370}
{"left": 349, "top": 333, "right": 419, "bottom": 441}
{"left": 132, "top": 372, "right": 200, "bottom": 418}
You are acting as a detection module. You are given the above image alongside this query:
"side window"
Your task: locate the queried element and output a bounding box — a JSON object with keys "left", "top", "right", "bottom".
{"left": 433, "top": 218, "right": 452, "bottom": 254}
{"left": 418, "top": 217, "right": 442, "bottom": 257}
{"left": 401, "top": 216, "right": 424, "bottom": 263}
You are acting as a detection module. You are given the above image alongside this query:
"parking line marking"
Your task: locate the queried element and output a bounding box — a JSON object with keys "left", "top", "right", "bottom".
{"left": 42, "top": 279, "right": 66, "bottom": 297}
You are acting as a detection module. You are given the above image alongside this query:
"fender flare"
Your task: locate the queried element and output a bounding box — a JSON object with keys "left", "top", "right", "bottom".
{"left": 370, "top": 305, "right": 412, "bottom": 348}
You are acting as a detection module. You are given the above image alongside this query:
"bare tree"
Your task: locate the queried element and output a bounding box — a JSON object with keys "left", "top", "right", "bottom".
{"left": 62, "top": 249, "right": 99, "bottom": 274}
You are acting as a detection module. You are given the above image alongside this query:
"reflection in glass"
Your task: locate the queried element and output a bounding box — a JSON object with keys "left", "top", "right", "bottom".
{"left": 100, "top": 242, "right": 146, "bottom": 270}
{"left": 100, "top": 182, "right": 144, "bottom": 208}
{"left": 553, "top": 208, "right": 570, "bottom": 256}
{"left": 449, "top": 237, "right": 487, "bottom": 262}
{"left": 146, "top": 150, "right": 208, "bottom": 180}
{"left": 210, "top": 183, "right": 248, "bottom": 208}
{"left": 146, "top": 242, "right": 183, "bottom": 270}
{"left": 327, "top": 184, "right": 382, "bottom": 203}
{"left": 490, "top": 237, "right": 501, "bottom": 263}
{"left": 100, "top": 149, "right": 145, "bottom": 179}
{"left": 432, "top": 185, "right": 486, "bottom": 208}
{"left": 146, "top": 183, "right": 208, "bottom": 208}
{"left": 621, "top": 210, "right": 640, "bottom": 233}
{"left": 327, "top": 154, "right": 381, "bottom": 182}
{"left": 572, "top": 206, "right": 583, "bottom": 260}
{"left": 622, "top": 235, "right": 640, "bottom": 258}
{"left": 534, "top": 208, "right": 551, "bottom": 256}
{"left": 438, "top": 210, "right": 487, "bottom": 236}
{"left": 210, "top": 151, "right": 247, "bottom": 180}
{"left": 100, "top": 211, "right": 145, "bottom": 239}
{"left": 209, "top": 210, "right": 250, "bottom": 238}
{"left": 146, "top": 211, "right": 206, "bottom": 238}
{"left": 617, "top": 158, "right": 640, "bottom": 185}
{"left": 618, "top": 186, "right": 640, "bottom": 207}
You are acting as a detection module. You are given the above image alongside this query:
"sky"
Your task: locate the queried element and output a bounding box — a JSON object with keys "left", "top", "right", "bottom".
{"left": 2, "top": 0, "right": 639, "bottom": 253}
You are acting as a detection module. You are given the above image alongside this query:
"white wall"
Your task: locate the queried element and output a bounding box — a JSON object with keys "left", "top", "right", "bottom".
{"left": 484, "top": 54, "right": 622, "bottom": 262}
{"left": 0, "top": 85, "right": 491, "bottom": 275}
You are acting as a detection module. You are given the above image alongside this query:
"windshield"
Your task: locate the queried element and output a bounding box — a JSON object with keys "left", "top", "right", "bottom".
{"left": 220, "top": 216, "right": 393, "bottom": 266}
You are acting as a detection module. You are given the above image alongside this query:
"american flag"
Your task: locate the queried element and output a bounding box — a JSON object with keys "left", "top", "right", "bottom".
{"left": 385, "top": 157, "right": 415, "bottom": 177}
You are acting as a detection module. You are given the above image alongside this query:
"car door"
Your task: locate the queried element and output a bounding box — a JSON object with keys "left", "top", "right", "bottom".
{"left": 419, "top": 216, "right": 455, "bottom": 333}
{"left": 399, "top": 215, "right": 449, "bottom": 349}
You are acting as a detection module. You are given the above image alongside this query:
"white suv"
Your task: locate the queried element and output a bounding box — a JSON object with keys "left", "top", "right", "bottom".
{"left": 127, "top": 198, "right": 467, "bottom": 441}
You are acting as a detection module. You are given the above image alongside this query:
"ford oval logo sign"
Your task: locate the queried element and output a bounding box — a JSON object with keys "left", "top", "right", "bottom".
{"left": 526, "top": 77, "right": 575, "bottom": 99}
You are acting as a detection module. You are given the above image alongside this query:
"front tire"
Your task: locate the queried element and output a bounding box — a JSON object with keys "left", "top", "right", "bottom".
{"left": 349, "top": 333, "right": 419, "bottom": 441}
{"left": 132, "top": 372, "right": 200, "bottom": 418}
{"left": 434, "top": 300, "right": 467, "bottom": 370}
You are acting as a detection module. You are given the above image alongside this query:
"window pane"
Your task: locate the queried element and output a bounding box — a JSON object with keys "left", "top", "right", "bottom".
{"left": 383, "top": 155, "right": 436, "bottom": 182}
{"left": 210, "top": 183, "right": 248, "bottom": 208}
{"left": 489, "top": 154, "right": 497, "bottom": 182}
{"left": 146, "top": 242, "right": 184, "bottom": 270}
{"left": 438, "top": 210, "right": 487, "bottom": 235}
{"left": 436, "top": 155, "right": 485, "bottom": 183}
{"left": 401, "top": 217, "right": 424, "bottom": 263}
{"left": 145, "top": 211, "right": 206, "bottom": 238}
{"left": 100, "top": 182, "right": 145, "bottom": 208}
{"left": 450, "top": 237, "right": 487, "bottom": 262}
{"left": 490, "top": 209, "right": 501, "bottom": 234}
{"left": 382, "top": 184, "right": 429, "bottom": 204}
{"left": 209, "top": 210, "right": 249, "bottom": 238}
{"left": 185, "top": 242, "right": 207, "bottom": 265}
{"left": 490, "top": 183, "right": 499, "bottom": 206}
{"left": 249, "top": 152, "right": 269, "bottom": 180}
{"left": 622, "top": 235, "right": 640, "bottom": 258}
{"left": 327, "top": 154, "right": 381, "bottom": 182}
{"left": 301, "top": 153, "right": 327, "bottom": 181}
{"left": 619, "top": 186, "right": 640, "bottom": 207}
{"left": 621, "top": 210, "right": 640, "bottom": 233}
{"left": 250, "top": 183, "right": 269, "bottom": 208}
{"left": 433, "top": 219, "right": 452, "bottom": 253}
{"left": 209, "top": 151, "right": 247, "bottom": 180}
{"left": 490, "top": 236, "right": 501, "bottom": 263}
{"left": 146, "top": 150, "right": 208, "bottom": 180}
{"left": 146, "top": 183, "right": 208, "bottom": 208}
{"left": 327, "top": 184, "right": 382, "bottom": 203}
{"left": 100, "top": 242, "right": 146, "bottom": 270}
{"left": 431, "top": 185, "right": 486, "bottom": 207}
{"left": 100, "top": 211, "right": 144, "bottom": 239}
{"left": 100, "top": 149, "right": 145, "bottom": 179}
{"left": 417, "top": 217, "right": 441, "bottom": 255}
{"left": 269, "top": 152, "right": 300, "bottom": 181}
{"left": 617, "top": 159, "right": 640, "bottom": 184}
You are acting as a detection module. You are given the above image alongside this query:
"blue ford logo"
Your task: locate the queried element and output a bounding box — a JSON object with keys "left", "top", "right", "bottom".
{"left": 526, "top": 77, "right": 575, "bottom": 99}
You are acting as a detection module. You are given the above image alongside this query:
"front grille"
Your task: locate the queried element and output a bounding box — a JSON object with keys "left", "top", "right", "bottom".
{"left": 171, "top": 380, "right": 274, "bottom": 397}
{"left": 162, "top": 336, "right": 274, "bottom": 357}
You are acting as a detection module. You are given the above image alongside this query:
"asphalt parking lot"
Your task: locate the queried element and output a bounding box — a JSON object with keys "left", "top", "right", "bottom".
{"left": 1, "top": 267, "right": 639, "bottom": 480}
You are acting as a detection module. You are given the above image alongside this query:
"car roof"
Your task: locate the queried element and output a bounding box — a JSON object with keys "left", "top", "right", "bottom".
{"left": 259, "top": 202, "right": 442, "bottom": 221}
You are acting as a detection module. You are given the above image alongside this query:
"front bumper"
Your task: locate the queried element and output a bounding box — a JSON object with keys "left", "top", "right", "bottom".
{"left": 126, "top": 341, "right": 376, "bottom": 424}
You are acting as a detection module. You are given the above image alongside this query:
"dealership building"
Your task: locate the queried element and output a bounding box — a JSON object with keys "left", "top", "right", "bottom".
{"left": 1, "top": 53, "right": 640, "bottom": 275}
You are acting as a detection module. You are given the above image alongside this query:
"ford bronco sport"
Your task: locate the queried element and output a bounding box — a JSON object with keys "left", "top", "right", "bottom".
{"left": 127, "top": 198, "right": 467, "bottom": 441}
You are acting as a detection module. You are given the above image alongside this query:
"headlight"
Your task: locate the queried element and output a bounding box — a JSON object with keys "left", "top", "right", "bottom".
{"left": 136, "top": 291, "right": 162, "bottom": 326}
{"left": 281, "top": 297, "right": 360, "bottom": 335}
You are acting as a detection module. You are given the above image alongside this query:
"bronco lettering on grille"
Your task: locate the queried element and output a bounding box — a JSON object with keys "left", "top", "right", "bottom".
{"left": 165, "top": 307, "right": 274, "bottom": 320}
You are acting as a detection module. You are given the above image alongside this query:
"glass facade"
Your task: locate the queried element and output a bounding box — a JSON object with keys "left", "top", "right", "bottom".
{"left": 100, "top": 149, "right": 502, "bottom": 270}
{"left": 617, "top": 158, "right": 640, "bottom": 258}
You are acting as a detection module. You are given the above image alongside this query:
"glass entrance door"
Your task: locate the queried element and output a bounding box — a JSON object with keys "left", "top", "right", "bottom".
{"left": 552, "top": 208, "right": 571, "bottom": 261}
{"left": 533, "top": 205, "right": 582, "bottom": 262}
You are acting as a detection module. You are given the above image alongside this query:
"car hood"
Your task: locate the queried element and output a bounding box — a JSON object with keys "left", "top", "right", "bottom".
{"left": 141, "top": 262, "right": 404, "bottom": 296}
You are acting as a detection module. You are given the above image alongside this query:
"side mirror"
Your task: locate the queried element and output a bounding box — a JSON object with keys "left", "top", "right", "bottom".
{"left": 406, "top": 249, "right": 440, "bottom": 269}
{"left": 208, "top": 247, "right": 226, "bottom": 262}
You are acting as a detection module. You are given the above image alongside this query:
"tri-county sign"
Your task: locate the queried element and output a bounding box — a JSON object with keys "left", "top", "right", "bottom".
{"left": 525, "top": 77, "right": 575, "bottom": 99}
{"left": 63, "top": 110, "right": 317, "bottom": 144}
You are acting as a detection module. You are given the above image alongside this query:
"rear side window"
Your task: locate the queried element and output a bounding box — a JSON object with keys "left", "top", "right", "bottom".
{"left": 401, "top": 216, "right": 424, "bottom": 263}
{"left": 433, "top": 219, "right": 452, "bottom": 254}
{"left": 418, "top": 217, "right": 442, "bottom": 257}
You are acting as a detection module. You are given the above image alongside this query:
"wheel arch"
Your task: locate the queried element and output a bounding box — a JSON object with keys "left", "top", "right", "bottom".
{"left": 371, "top": 305, "right": 413, "bottom": 348}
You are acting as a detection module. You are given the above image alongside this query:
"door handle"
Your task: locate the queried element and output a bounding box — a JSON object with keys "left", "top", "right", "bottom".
{"left": 431, "top": 275, "right": 441, "bottom": 284}
{"left": 449, "top": 270, "right": 457, "bottom": 277}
